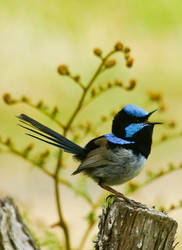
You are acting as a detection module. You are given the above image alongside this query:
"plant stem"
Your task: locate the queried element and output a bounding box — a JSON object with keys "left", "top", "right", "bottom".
{"left": 19, "top": 100, "right": 65, "bottom": 129}
{"left": 78, "top": 193, "right": 106, "bottom": 250}
{"left": 78, "top": 221, "right": 95, "bottom": 250}
{"left": 53, "top": 49, "right": 117, "bottom": 250}
{"left": 65, "top": 50, "right": 116, "bottom": 131}
{"left": 54, "top": 150, "right": 71, "bottom": 250}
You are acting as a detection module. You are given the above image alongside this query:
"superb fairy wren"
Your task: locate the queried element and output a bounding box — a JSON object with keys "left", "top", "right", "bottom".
{"left": 17, "top": 104, "right": 161, "bottom": 207}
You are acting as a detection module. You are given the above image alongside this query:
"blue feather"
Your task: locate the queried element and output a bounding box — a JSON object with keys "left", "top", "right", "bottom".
{"left": 123, "top": 104, "right": 148, "bottom": 117}
{"left": 125, "top": 123, "right": 148, "bottom": 138}
{"left": 104, "top": 133, "right": 134, "bottom": 145}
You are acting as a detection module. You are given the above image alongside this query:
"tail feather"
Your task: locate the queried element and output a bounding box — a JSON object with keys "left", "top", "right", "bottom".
{"left": 17, "top": 114, "right": 84, "bottom": 155}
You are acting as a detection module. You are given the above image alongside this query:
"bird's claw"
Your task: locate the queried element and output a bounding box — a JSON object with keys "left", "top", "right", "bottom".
{"left": 106, "top": 194, "right": 117, "bottom": 202}
{"left": 106, "top": 194, "right": 147, "bottom": 209}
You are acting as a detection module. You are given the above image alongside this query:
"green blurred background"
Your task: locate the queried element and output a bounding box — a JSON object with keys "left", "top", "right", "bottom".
{"left": 0, "top": 0, "right": 182, "bottom": 249}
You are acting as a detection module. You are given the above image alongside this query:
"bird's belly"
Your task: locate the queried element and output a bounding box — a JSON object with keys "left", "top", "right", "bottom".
{"left": 85, "top": 149, "right": 146, "bottom": 186}
{"left": 103, "top": 156, "right": 145, "bottom": 185}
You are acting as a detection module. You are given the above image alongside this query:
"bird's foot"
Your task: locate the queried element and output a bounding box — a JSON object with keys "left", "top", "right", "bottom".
{"left": 106, "top": 193, "right": 147, "bottom": 209}
{"left": 115, "top": 192, "right": 146, "bottom": 209}
{"left": 106, "top": 194, "right": 118, "bottom": 202}
{"left": 100, "top": 183, "right": 147, "bottom": 209}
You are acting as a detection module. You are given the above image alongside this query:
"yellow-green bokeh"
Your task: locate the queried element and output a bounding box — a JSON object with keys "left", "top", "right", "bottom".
{"left": 0, "top": 0, "right": 182, "bottom": 249}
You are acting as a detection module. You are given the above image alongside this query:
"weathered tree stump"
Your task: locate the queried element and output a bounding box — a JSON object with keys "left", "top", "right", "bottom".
{"left": 94, "top": 198, "right": 178, "bottom": 250}
{"left": 0, "top": 197, "right": 39, "bottom": 250}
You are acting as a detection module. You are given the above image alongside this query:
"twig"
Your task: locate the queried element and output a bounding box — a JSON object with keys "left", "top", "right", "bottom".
{"left": 53, "top": 49, "right": 118, "bottom": 250}
{"left": 0, "top": 141, "right": 53, "bottom": 178}
{"left": 65, "top": 50, "right": 116, "bottom": 131}
{"left": 78, "top": 221, "right": 95, "bottom": 250}
{"left": 54, "top": 150, "right": 71, "bottom": 250}
{"left": 21, "top": 100, "right": 65, "bottom": 129}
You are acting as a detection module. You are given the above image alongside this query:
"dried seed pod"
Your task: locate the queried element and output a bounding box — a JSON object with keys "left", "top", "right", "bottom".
{"left": 5, "top": 137, "right": 12, "bottom": 146}
{"left": 168, "top": 162, "right": 175, "bottom": 170}
{"left": 91, "top": 88, "right": 96, "bottom": 97}
{"left": 93, "top": 48, "right": 102, "bottom": 57}
{"left": 159, "top": 206, "right": 165, "bottom": 212}
{"left": 21, "top": 96, "right": 30, "bottom": 103}
{"left": 126, "top": 58, "right": 134, "bottom": 68}
{"left": 107, "top": 82, "right": 112, "bottom": 88}
{"left": 124, "top": 46, "right": 131, "bottom": 53}
{"left": 57, "top": 64, "right": 70, "bottom": 75}
{"left": 101, "top": 115, "right": 107, "bottom": 122}
{"left": 104, "top": 59, "right": 116, "bottom": 68}
{"left": 124, "top": 53, "right": 130, "bottom": 60}
{"left": 114, "top": 42, "right": 124, "bottom": 51}
{"left": 148, "top": 91, "right": 162, "bottom": 101}
{"left": 42, "top": 149, "right": 50, "bottom": 158}
{"left": 168, "top": 121, "right": 176, "bottom": 128}
{"left": 51, "top": 106, "right": 59, "bottom": 117}
{"left": 36, "top": 100, "right": 44, "bottom": 109}
{"left": 127, "top": 181, "right": 138, "bottom": 191}
{"left": 127, "top": 79, "right": 136, "bottom": 90}
{"left": 169, "top": 204, "right": 175, "bottom": 210}
{"left": 159, "top": 104, "right": 166, "bottom": 111}
{"left": 161, "top": 133, "right": 168, "bottom": 141}
{"left": 157, "top": 169, "right": 165, "bottom": 176}
{"left": 115, "top": 80, "right": 123, "bottom": 87}
{"left": 3, "top": 93, "right": 16, "bottom": 105}
{"left": 98, "top": 84, "right": 104, "bottom": 91}
{"left": 23, "top": 144, "right": 34, "bottom": 157}
{"left": 73, "top": 74, "right": 80, "bottom": 82}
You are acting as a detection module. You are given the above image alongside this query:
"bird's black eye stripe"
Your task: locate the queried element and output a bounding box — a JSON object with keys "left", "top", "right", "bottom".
{"left": 135, "top": 118, "right": 141, "bottom": 123}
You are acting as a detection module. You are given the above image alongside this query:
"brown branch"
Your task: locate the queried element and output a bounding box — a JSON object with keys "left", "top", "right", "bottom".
{"left": 54, "top": 150, "right": 71, "bottom": 250}
{"left": 53, "top": 49, "right": 119, "bottom": 249}
{"left": 84, "top": 85, "right": 123, "bottom": 108}
{"left": 78, "top": 221, "right": 95, "bottom": 250}
{"left": 153, "top": 132, "right": 182, "bottom": 147}
{"left": 69, "top": 74, "right": 85, "bottom": 90}
{"left": 3, "top": 93, "right": 65, "bottom": 129}
{"left": 78, "top": 192, "right": 106, "bottom": 250}
{"left": 65, "top": 49, "right": 116, "bottom": 132}
{"left": 125, "top": 163, "right": 182, "bottom": 196}
{"left": 0, "top": 141, "right": 54, "bottom": 178}
{"left": 21, "top": 100, "right": 65, "bottom": 129}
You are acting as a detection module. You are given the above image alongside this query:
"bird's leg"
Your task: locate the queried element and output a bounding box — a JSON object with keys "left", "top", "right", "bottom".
{"left": 99, "top": 182, "right": 147, "bottom": 209}
{"left": 99, "top": 183, "right": 131, "bottom": 203}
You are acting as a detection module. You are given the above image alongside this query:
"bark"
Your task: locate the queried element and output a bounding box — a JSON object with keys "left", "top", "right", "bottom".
{"left": 94, "top": 198, "right": 178, "bottom": 250}
{"left": 0, "top": 197, "right": 40, "bottom": 250}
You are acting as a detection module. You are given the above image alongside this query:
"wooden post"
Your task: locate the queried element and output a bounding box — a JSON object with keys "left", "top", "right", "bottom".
{"left": 0, "top": 197, "right": 39, "bottom": 250}
{"left": 94, "top": 198, "right": 178, "bottom": 250}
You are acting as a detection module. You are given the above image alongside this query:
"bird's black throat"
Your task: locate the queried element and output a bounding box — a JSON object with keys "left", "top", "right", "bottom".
{"left": 111, "top": 110, "right": 155, "bottom": 158}
{"left": 132, "top": 124, "right": 154, "bottom": 158}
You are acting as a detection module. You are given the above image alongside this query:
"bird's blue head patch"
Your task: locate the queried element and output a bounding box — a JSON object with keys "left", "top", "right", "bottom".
{"left": 125, "top": 123, "right": 148, "bottom": 138}
{"left": 104, "top": 133, "right": 135, "bottom": 145}
{"left": 123, "top": 104, "right": 148, "bottom": 118}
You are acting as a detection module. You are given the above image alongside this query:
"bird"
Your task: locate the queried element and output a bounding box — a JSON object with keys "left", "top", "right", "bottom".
{"left": 17, "top": 104, "right": 162, "bottom": 207}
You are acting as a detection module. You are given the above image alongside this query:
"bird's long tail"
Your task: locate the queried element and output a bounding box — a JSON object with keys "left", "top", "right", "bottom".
{"left": 17, "top": 114, "right": 84, "bottom": 155}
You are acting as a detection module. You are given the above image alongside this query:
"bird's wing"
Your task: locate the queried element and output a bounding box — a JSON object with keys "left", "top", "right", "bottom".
{"left": 72, "top": 137, "right": 113, "bottom": 175}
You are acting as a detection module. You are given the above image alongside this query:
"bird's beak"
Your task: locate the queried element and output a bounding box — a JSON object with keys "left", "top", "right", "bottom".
{"left": 148, "top": 109, "right": 157, "bottom": 117}
{"left": 148, "top": 122, "right": 163, "bottom": 125}
{"left": 146, "top": 109, "right": 163, "bottom": 125}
